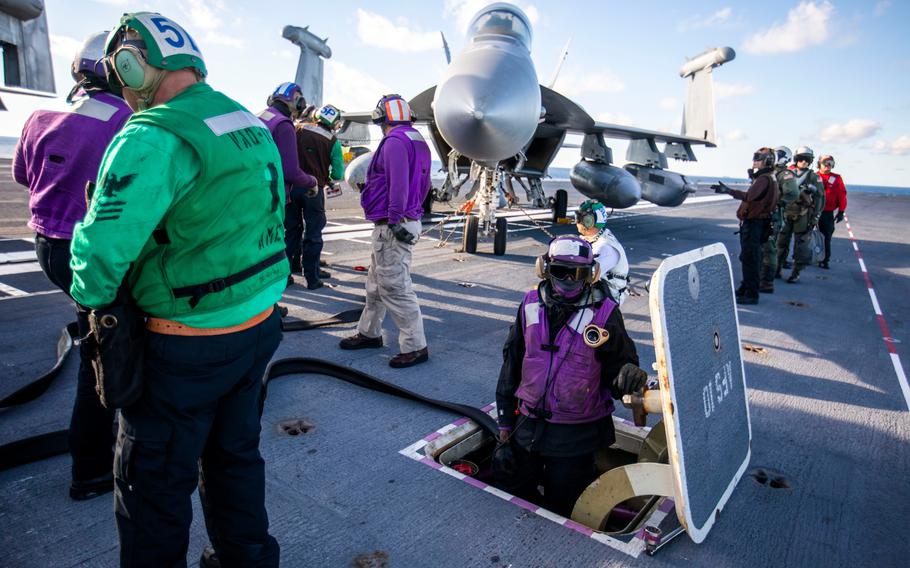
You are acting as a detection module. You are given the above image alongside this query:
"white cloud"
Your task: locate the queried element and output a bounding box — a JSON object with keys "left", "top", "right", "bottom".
{"left": 678, "top": 7, "right": 732, "bottom": 32}
{"left": 714, "top": 82, "right": 755, "bottom": 100}
{"left": 50, "top": 34, "right": 82, "bottom": 62}
{"left": 443, "top": 0, "right": 540, "bottom": 35}
{"left": 595, "top": 112, "right": 633, "bottom": 126}
{"left": 324, "top": 60, "right": 391, "bottom": 112}
{"left": 873, "top": 136, "right": 910, "bottom": 155}
{"left": 726, "top": 129, "right": 747, "bottom": 141}
{"left": 271, "top": 49, "right": 294, "bottom": 60}
{"left": 553, "top": 70, "right": 625, "bottom": 97}
{"left": 743, "top": 1, "right": 834, "bottom": 55}
{"left": 178, "top": 0, "right": 246, "bottom": 48}
{"left": 874, "top": 1, "right": 892, "bottom": 17}
{"left": 658, "top": 97, "right": 678, "bottom": 110}
{"left": 818, "top": 119, "right": 882, "bottom": 143}
{"left": 356, "top": 9, "right": 440, "bottom": 53}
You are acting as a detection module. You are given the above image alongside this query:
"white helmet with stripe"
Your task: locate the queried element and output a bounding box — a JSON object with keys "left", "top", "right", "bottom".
{"left": 371, "top": 94, "right": 413, "bottom": 125}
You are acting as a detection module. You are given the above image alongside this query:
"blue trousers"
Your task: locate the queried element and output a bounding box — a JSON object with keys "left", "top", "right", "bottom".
{"left": 284, "top": 186, "right": 326, "bottom": 281}
{"left": 114, "top": 309, "right": 282, "bottom": 567}
{"left": 34, "top": 234, "right": 116, "bottom": 481}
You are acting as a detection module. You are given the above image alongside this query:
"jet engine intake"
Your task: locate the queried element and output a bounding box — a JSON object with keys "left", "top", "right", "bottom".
{"left": 624, "top": 164, "right": 695, "bottom": 207}
{"left": 570, "top": 160, "right": 640, "bottom": 209}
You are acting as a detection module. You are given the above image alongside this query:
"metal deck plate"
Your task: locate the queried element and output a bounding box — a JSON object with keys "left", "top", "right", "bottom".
{"left": 649, "top": 243, "right": 751, "bottom": 543}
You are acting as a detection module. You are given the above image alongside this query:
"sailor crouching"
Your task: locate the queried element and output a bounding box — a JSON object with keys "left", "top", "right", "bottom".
{"left": 71, "top": 12, "right": 286, "bottom": 567}
{"left": 339, "top": 94, "right": 432, "bottom": 368}
{"left": 494, "top": 236, "right": 646, "bottom": 518}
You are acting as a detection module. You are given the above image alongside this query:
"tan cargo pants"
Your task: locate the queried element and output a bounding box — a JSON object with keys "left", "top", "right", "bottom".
{"left": 357, "top": 220, "right": 427, "bottom": 353}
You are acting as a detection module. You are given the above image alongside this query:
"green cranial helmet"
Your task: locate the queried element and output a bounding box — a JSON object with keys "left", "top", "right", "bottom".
{"left": 315, "top": 104, "right": 342, "bottom": 129}
{"left": 105, "top": 12, "right": 206, "bottom": 77}
{"left": 575, "top": 199, "right": 609, "bottom": 232}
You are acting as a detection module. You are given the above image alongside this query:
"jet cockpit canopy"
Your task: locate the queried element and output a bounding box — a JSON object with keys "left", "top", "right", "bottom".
{"left": 468, "top": 3, "right": 532, "bottom": 51}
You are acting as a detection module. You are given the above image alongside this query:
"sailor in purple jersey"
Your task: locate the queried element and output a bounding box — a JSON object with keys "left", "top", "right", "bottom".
{"left": 258, "top": 82, "right": 317, "bottom": 285}
{"left": 339, "top": 94, "right": 433, "bottom": 368}
{"left": 493, "top": 236, "right": 648, "bottom": 517}
{"left": 11, "top": 31, "right": 132, "bottom": 502}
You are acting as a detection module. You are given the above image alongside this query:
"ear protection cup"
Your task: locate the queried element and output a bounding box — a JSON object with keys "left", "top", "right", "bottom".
{"left": 113, "top": 47, "right": 148, "bottom": 89}
{"left": 588, "top": 263, "right": 600, "bottom": 284}
{"left": 535, "top": 255, "right": 547, "bottom": 280}
{"left": 579, "top": 210, "right": 596, "bottom": 229}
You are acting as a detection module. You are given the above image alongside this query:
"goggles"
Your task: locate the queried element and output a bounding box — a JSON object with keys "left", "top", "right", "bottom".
{"left": 820, "top": 158, "right": 835, "bottom": 168}
{"left": 752, "top": 152, "right": 772, "bottom": 163}
{"left": 549, "top": 264, "right": 592, "bottom": 282}
{"left": 795, "top": 155, "right": 811, "bottom": 163}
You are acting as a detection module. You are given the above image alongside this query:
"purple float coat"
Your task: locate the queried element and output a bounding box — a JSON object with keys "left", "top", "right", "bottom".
{"left": 13, "top": 92, "right": 132, "bottom": 239}
{"left": 258, "top": 105, "right": 316, "bottom": 199}
{"left": 361, "top": 125, "right": 431, "bottom": 224}
{"left": 515, "top": 288, "right": 617, "bottom": 424}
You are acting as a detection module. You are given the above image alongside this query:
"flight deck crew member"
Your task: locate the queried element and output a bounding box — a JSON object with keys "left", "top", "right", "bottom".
{"left": 713, "top": 147, "right": 780, "bottom": 305}
{"left": 759, "top": 146, "right": 799, "bottom": 294}
{"left": 339, "top": 94, "right": 432, "bottom": 368}
{"left": 776, "top": 146, "right": 825, "bottom": 283}
{"left": 258, "top": 82, "right": 317, "bottom": 287}
{"left": 71, "top": 13, "right": 286, "bottom": 567}
{"left": 494, "top": 236, "right": 645, "bottom": 517}
{"left": 816, "top": 154, "right": 847, "bottom": 269}
{"left": 574, "top": 199, "right": 630, "bottom": 306}
{"left": 12, "top": 31, "right": 131, "bottom": 502}
{"left": 295, "top": 103, "right": 345, "bottom": 289}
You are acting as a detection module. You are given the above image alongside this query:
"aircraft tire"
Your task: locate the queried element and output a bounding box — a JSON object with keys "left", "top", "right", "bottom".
{"left": 493, "top": 217, "right": 508, "bottom": 256}
{"left": 553, "top": 189, "right": 568, "bottom": 223}
{"left": 463, "top": 214, "right": 478, "bottom": 254}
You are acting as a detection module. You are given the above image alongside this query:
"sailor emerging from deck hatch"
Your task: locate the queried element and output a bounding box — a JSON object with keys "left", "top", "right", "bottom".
{"left": 494, "top": 236, "right": 646, "bottom": 517}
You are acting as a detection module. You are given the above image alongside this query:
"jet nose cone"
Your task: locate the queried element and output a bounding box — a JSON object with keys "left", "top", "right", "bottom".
{"left": 433, "top": 46, "right": 540, "bottom": 163}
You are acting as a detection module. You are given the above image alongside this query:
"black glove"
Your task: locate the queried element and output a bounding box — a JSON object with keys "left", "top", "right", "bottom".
{"left": 390, "top": 223, "right": 418, "bottom": 245}
{"left": 711, "top": 181, "right": 731, "bottom": 194}
{"left": 835, "top": 211, "right": 844, "bottom": 223}
{"left": 492, "top": 442, "right": 517, "bottom": 481}
{"left": 613, "top": 363, "right": 647, "bottom": 397}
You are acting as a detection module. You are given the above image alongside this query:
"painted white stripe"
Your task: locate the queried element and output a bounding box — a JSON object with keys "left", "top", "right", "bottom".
{"left": 482, "top": 485, "right": 513, "bottom": 500}
{"left": 535, "top": 507, "right": 567, "bottom": 524}
{"left": 398, "top": 439, "right": 428, "bottom": 458}
{"left": 868, "top": 289, "right": 883, "bottom": 315}
{"left": 852, "top": 242, "right": 859, "bottom": 252}
{"left": 858, "top": 258, "right": 867, "bottom": 273}
{"left": 0, "top": 289, "right": 61, "bottom": 301}
{"left": 204, "top": 110, "right": 268, "bottom": 136}
{"left": 0, "top": 261, "right": 41, "bottom": 276}
{"left": 0, "top": 250, "right": 36, "bottom": 264}
{"left": 0, "top": 282, "right": 27, "bottom": 296}
{"left": 890, "top": 353, "right": 910, "bottom": 413}
{"left": 341, "top": 238, "right": 372, "bottom": 245}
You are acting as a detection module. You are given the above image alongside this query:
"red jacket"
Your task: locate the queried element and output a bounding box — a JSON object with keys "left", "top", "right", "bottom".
{"left": 818, "top": 171, "right": 847, "bottom": 212}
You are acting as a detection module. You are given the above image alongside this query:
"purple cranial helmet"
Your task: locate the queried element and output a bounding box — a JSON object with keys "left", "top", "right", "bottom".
{"left": 536, "top": 235, "right": 598, "bottom": 301}
{"left": 72, "top": 31, "right": 109, "bottom": 80}
{"left": 371, "top": 94, "right": 413, "bottom": 125}
{"left": 268, "top": 82, "right": 306, "bottom": 115}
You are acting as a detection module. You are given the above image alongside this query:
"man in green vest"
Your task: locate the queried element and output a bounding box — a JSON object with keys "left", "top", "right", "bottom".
{"left": 70, "top": 13, "right": 287, "bottom": 567}
{"left": 759, "top": 146, "right": 800, "bottom": 293}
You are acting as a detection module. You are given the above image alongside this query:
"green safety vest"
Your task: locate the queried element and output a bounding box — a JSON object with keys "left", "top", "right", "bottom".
{"left": 126, "top": 83, "right": 288, "bottom": 318}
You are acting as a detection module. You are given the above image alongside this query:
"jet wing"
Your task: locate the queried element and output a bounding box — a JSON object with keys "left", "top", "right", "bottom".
{"left": 540, "top": 86, "right": 715, "bottom": 148}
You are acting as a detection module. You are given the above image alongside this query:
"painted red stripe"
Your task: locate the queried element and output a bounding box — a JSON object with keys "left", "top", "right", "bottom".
{"left": 877, "top": 315, "right": 898, "bottom": 354}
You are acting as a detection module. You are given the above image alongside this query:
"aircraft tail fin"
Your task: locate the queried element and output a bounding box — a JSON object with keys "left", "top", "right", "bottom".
{"left": 680, "top": 69, "right": 716, "bottom": 144}
{"left": 547, "top": 38, "right": 571, "bottom": 89}
{"left": 678, "top": 47, "right": 735, "bottom": 145}
{"left": 441, "top": 32, "right": 451, "bottom": 64}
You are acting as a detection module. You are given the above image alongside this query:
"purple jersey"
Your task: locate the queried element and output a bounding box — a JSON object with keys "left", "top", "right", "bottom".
{"left": 361, "top": 125, "right": 431, "bottom": 224}
{"left": 258, "top": 105, "right": 316, "bottom": 198}
{"left": 13, "top": 92, "right": 132, "bottom": 238}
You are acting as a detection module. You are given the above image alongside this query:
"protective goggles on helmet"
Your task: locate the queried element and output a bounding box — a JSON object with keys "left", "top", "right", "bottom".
{"left": 752, "top": 152, "right": 771, "bottom": 162}
{"left": 549, "top": 263, "right": 594, "bottom": 282}
{"left": 819, "top": 157, "right": 835, "bottom": 168}
{"left": 795, "top": 154, "right": 812, "bottom": 163}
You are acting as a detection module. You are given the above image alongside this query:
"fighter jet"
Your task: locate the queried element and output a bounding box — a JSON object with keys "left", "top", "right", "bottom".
{"left": 340, "top": 2, "right": 734, "bottom": 255}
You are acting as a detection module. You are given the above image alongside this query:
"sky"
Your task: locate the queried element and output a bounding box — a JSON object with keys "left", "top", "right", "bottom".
{"left": 5, "top": 0, "right": 910, "bottom": 186}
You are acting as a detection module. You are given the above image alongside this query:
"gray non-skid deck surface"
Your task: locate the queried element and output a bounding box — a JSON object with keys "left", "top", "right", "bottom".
{"left": 1, "top": 178, "right": 908, "bottom": 567}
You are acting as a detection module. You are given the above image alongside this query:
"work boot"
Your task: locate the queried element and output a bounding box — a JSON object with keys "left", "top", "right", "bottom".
{"left": 286, "top": 275, "right": 295, "bottom": 288}
{"left": 819, "top": 261, "right": 830, "bottom": 269}
{"left": 199, "top": 547, "right": 221, "bottom": 568}
{"left": 735, "top": 283, "right": 745, "bottom": 296}
{"left": 783, "top": 260, "right": 793, "bottom": 269}
{"left": 339, "top": 333, "right": 383, "bottom": 350}
{"left": 318, "top": 269, "right": 332, "bottom": 279}
{"left": 319, "top": 259, "right": 329, "bottom": 268}
{"left": 389, "top": 347, "right": 429, "bottom": 368}
{"left": 786, "top": 271, "right": 800, "bottom": 283}
{"left": 759, "top": 282, "right": 774, "bottom": 294}
{"left": 736, "top": 294, "right": 759, "bottom": 305}
{"left": 774, "top": 269, "right": 782, "bottom": 280}
{"left": 69, "top": 472, "right": 114, "bottom": 501}
{"left": 306, "top": 279, "right": 324, "bottom": 290}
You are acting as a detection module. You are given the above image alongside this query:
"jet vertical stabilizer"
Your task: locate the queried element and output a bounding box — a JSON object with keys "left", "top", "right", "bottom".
{"left": 282, "top": 25, "right": 331, "bottom": 108}
{"left": 679, "top": 47, "right": 734, "bottom": 145}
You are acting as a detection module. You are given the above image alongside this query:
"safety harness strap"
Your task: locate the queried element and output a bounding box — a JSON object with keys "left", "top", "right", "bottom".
{"left": 172, "top": 251, "right": 285, "bottom": 308}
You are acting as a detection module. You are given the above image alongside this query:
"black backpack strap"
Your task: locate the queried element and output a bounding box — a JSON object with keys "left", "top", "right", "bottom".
{"left": 172, "top": 251, "right": 286, "bottom": 308}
